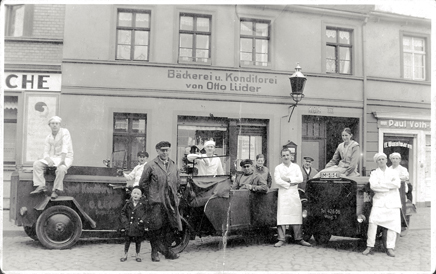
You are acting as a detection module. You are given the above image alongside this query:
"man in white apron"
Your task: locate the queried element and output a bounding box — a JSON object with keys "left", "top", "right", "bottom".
{"left": 273, "top": 148, "right": 311, "bottom": 247}
{"left": 363, "top": 152, "right": 401, "bottom": 257}
{"left": 30, "top": 116, "right": 74, "bottom": 199}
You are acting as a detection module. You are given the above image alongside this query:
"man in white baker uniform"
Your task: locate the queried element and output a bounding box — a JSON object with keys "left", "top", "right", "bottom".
{"left": 30, "top": 116, "right": 74, "bottom": 199}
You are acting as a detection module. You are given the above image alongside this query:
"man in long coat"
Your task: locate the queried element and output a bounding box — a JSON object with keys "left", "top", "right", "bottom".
{"left": 139, "top": 141, "right": 182, "bottom": 262}
{"left": 273, "top": 148, "right": 311, "bottom": 247}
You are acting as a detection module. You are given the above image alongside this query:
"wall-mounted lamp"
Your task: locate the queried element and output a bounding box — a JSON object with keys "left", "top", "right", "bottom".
{"left": 288, "top": 63, "right": 307, "bottom": 122}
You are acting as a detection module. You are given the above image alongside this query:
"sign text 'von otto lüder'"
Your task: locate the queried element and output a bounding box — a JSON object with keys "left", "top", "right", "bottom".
{"left": 167, "top": 69, "right": 278, "bottom": 93}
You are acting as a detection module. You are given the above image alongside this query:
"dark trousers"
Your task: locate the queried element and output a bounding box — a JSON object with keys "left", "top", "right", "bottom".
{"left": 124, "top": 236, "right": 142, "bottom": 254}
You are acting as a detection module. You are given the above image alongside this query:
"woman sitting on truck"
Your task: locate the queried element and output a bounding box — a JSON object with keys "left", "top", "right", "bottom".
{"left": 314, "top": 127, "right": 360, "bottom": 178}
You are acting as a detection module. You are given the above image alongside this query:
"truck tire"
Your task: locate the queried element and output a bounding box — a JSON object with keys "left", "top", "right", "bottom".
{"left": 24, "top": 224, "right": 38, "bottom": 241}
{"left": 35, "top": 205, "right": 82, "bottom": 249}
{"left": 166, "top": 218, "right": 191, "bottom": 254}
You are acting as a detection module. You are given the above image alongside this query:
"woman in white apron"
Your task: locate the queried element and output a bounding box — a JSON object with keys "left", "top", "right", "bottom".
{"left": 363, "top": 152, "right": 401, "bottom": 257}
{"left": 273, "top": 148, "right": 311, "bottom": 247}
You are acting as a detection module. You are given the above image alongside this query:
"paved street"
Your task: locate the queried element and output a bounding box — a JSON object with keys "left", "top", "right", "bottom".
{"left": 1, "top": 207, "right": 433, "bottom": 273}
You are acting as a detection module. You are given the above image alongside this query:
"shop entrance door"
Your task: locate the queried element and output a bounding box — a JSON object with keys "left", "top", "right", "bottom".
{"left": 302, "top": 115, "right": 359, "bottom": 170}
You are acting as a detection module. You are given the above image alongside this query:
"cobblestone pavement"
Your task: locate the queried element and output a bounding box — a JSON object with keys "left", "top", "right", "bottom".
{"left": 1, "top": 208, "right": 434, "bottom": 273}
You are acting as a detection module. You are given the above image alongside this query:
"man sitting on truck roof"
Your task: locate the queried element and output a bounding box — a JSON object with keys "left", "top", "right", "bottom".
{"left": 231, "top": 159, "right": 268, "bottom": 193}
{"left": 30, "top": 116, "right": 74, "bottom": 199}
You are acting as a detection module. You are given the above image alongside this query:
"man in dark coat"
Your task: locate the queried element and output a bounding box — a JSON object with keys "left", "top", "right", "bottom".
{"left": 139, "top": 141, "right": 182, "bottom": 262}
{"left": 300, "top": 156, "right": 318, "bottom": 191}
{"left": 232, "top": 159, "right": 268, "bottom": 193}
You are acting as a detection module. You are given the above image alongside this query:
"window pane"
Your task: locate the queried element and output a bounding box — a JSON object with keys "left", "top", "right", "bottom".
{"left": 403, "top": 52, "right": 412, "bottom": 66}
{"left": 4, "top": 122, "right": 16, "bottom": 162}
{"left": 241, "top": 52, "right": 252, "bottom": 62}
{"left": 10, "top": 5, "right": 25, "bottom": 36}
{"left": 196, "top": 17, "right": 210, "bottom": 32}
{"left": 339, "top": 30, "right": 351, "bottom": 44}
{"left": 340, "top": 60, "right": 351, "bottom": 74}
{"left": 413, "top": 38, "right": 424, "bottom": 51}
{"left": 180, "top": 33, "right": 193, "bottom": 48}
{"left": 240, "top": 21, "right": 253, "bottom": 35}
{"left": 118, "top": 12, "right": 132, "bottom": 27}
{"left": 414, "top": 66, "right": 424, "bottom": 80}
{"left": 326, "top": 59, "right": 336, "bottom": 73}
{"left": 255, "top": 23, "right": 268, "bottom": 37}
{"left": 196, "top": 35, "right": 209, "bottom": 49}
{"left": 135, "top": 31, "right": 148, "bottom": 45}
{"left": 134, "top": 46, "right": 148, "bottom": 60}
{"left": 135, "top": 13, "right": 149, "bottom": 28}
{"left": 255, "top": 39, "right": 268, "bottom": 54}
{"left": 132, "top": 119, "right": 146, "bottom": 133}
{"left": 240, "top": 38, "right": 253, "bottom": 52}
{"left": 115, "top": 117, "right": 128, "bottom": 131}
{"left": 196, "top": 49, "right": 209, "bottom": 58}
{"left": 118, "top": 30, "right": 131, "bottom": 44}
{"left": 117, "top": 45, "right": 131, "bottom": 59}
{"left": 326, "top": 29, "right": 336, "bottom": 43}
{"left": 326, "top": 46, "right": 336, "bottom": 59}
{"left": 180, "top": 16, "right": 194, "bottom": 31}
{"left": 403, "top": 36, "right": 412, "bottom": 51}
{"left": 180, "top": 48, "right": 193, "bottom": 58}
{"left": 414, "top": 54, "right": 424, "bottom": 67}
{"left": 339, "top": 47, "right": 351, "bottom": 61}
{"left": 404, "top": 65, "right": 413, "bottom": 79}
{"left": 255, "top": 53, "right": 268, "bottom": 63}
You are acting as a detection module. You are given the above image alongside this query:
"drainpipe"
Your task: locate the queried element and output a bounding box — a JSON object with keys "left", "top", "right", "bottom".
{"left": 362, "top": 15, "right": 369, "bottom": 176}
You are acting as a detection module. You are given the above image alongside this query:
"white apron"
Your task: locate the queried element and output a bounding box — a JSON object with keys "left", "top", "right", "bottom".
{"left": 274, "top": 163, "right": 304, "bottom": 225}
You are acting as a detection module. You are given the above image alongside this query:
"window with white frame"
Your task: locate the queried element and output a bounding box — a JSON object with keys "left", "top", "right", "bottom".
{"left": 5, "top": 4, "right": 33, "bottom": 37}
{"left": 116, "top": 9, "right": 150, "bottom": 61}
{"left": 403, "top": 36, "right": 426, "bottom": 81}
{"left": 326, "top": 27, "right": 352, "bottom": 74}
{"left": 240, "top": 19, "right": 270, "bottom": 67}
{"left": 179, "top": 13, "right": 211, "bottom": 64}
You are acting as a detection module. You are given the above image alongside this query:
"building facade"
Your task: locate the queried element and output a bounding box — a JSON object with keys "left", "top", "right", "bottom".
{"left": 3, "top": 4, "right": 432, "bottom": 206}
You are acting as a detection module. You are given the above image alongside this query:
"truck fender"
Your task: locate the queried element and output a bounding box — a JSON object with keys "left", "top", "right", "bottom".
{"left": 33, "top": 196, "right": 97, "bottom": 228}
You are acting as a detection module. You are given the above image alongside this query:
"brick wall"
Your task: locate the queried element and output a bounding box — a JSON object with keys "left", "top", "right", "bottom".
{"left": 32, "top": 5, "right": 65, "bottom": 38}
{"left": 4, "top": 41, "right": 63, "bottom": 63}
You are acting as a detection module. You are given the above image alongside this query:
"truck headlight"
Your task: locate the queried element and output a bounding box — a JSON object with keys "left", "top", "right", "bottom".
{"left": 302, "top": 209, "right": 308, "bottom": 218}
{"left": 20, "top": 207, "right": 28, "bottom": 216}
{"left": 357, "top": 214, "right": 366, "bottom": 223}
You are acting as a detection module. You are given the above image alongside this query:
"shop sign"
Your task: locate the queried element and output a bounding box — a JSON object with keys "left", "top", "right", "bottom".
{"left": 383, "top": 141, "right": 412, "bottom": 149}
{"left": 4, "top": 73, "right": 62, "bottom": 91}
{"left": 378, "top": 119, "right": 430, "bottom": 130}
{"left": 167, "top": 69, "right": 278, "bottom": 93}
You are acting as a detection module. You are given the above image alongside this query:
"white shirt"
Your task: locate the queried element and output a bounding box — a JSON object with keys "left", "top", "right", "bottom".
{"left": 124, "top": 162, "right": 147, "bottom": 187}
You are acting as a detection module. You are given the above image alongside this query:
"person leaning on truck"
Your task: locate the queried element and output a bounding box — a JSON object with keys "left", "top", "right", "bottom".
{"left": 139, "top": 141, "right": 182, "bottom": 262}
{"left": 30, "top": 116, "right": 74, "bottom": 199}
{"left": 362, "top": 152, "right": 401, "bottom": 257}
{"left": 273, "top": 148, "right": 311, "bottom": 248}
{"left": 231, "top": 159, "right": 268, "bottom": 193}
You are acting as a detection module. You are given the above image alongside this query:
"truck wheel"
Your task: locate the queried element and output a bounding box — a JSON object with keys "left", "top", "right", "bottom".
{"left": 35, "top": 205, "right": 82, "bottom": 249}
{"left": 302, "top": 231, "right": 312, "bottom": 242}
{"left": 313, "top": 232, "right": 331, "bottom": 245}
{"left": 166, "top": 218, "right": 191, "bottom": 254}
{"left": 24, "top": 224, "right": 38, "bottom": 241}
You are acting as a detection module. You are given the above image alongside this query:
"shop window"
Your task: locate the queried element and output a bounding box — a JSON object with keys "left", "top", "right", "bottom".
{"left": 240, "top": 19, "right": 270, "bottom": 67}
{"left": 177, "top": 116, "right": 268, "bottom": 175}
{"left": 4, "top": 96, "right": 18, "bottom": 164}
{"left": 116, "top": 9, "right": 150, "bottom": 61}
{"left": 5, "top": 4, "right": 34, "bottom": 37}
{"left": 113, "top": 113, "right": 147, "bottom": 169}
{"left": 402, "top": 35, "right": 427, "bottom": 81}
{"left": 326, "top": 27, "right": 352, "bottom": 74}
{"left": 178, "top": 13, "right": 211, "bottom": 64}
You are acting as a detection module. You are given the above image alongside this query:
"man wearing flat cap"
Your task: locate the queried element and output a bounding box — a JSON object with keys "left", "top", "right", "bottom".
{"left": 139, "top": 141, "right": 182, "bottom": 262}
{"left": 123, "top": 151, "right": 149, "bottom": 187}
{"left": 231, "top": 159, "right": 268, "bottom": 193}
{"left": 300, "top": 156, "right": 318, "bottom": 192}
{"left": 30, "top": 116, "right": 74, "bottom": 199}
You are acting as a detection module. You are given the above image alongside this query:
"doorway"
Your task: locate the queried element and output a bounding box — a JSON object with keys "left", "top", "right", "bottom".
{"left": 302, "top": 115, "right": 359, "bottom": 170}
